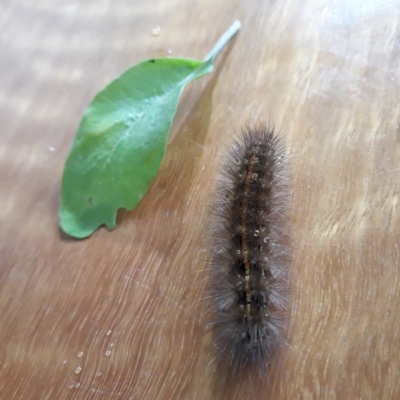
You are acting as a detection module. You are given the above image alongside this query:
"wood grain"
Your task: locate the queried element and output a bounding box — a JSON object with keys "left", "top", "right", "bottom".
{"left": 1, "top": 0, "right": 399, "bottom": 399}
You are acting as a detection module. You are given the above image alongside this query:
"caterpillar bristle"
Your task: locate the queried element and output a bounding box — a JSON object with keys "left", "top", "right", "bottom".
{"left": 207, "top": 123, "right": 290, "bottom": 378}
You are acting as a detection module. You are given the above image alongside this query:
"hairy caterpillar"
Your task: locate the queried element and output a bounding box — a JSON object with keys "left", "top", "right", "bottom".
{"left": 208, "top": 124, "right": 290, "bottom": 376}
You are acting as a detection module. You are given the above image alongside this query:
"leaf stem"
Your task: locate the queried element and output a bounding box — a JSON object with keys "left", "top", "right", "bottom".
{"left": 203, "top": 20, "right": 241, "bottom": 63}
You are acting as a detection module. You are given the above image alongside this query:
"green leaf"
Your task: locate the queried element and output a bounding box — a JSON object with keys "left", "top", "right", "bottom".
{"left": 60, "top": 20, "right": 240, "bottom": 238}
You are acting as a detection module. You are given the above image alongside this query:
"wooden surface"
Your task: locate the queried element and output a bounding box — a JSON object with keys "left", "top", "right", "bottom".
{"left": 1, "top": 0, "right": 400, "bottom": 399}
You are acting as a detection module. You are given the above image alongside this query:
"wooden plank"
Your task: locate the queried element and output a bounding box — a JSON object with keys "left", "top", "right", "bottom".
{"left": 1, "top": 0, "right": 399, "bottom": 398}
